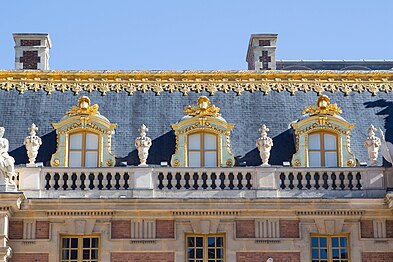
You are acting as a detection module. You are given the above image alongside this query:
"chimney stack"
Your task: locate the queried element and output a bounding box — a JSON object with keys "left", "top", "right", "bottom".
{"left": 246, "top": 34, "right": 277, "bottom": 70}
{"left": 13, "top": 33, "right": 51, "bottom": 70}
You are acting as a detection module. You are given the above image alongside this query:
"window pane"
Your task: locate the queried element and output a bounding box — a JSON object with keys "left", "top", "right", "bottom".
{"left": 332, "top": 237, "right": 339, "bottom": 247}
{"left": 324, "top": 134, "right": 337, "bottom": 150}
{"left": 312, "top": 249, "right": 319, "bottom": 258}
{"left": 309, "top": 133, "right": 321, "bottom": 150}
{"left": 91, "top": 249, "right": 98, "bottom": 259}
{"left": 69, "top": 151, "right": 82, "bottom": 167}
{"left": 309, "top": 152, "right": 321, "bottom": 167}
{"left": 189, "top": 152, "right": 201, "bottom": 167}
{"left": 188, "top": 237, "right": 195, "bottom": 247}
{"left": 83, "top": 237, "right": 90, "bottom": 248}
{"left": 196, "top": 248, "right": 203, "bottom": 258}
{"left": 208, "top": 249, "right": 215, "bottom": 258}
{"left": 71, "top": 250, "right": 78, "bottom": 259}
{"left": 325, "top": 152, "right": 337, "bottom": 167}
{"left": 311, "top": 237, "right": 318, "bottom": 247}
{"left": 86, "top": 133, "right": 99, "bottom": 150}
{"left": 62, "top": 238, "right": 69, "bottom": 248}
{"left": 216, "top": 237, "right": 223, "bottom": 247}
{"left": 92, "top": 238, "right": 99, "bottom": 248}
{"left": 71, "top": 238, "right": 78, "bottom": 248}
{"left": 196, "top": 237, "right": 203, "bottom": 247}
{"left": 340, "top": 237, "right": 347, "bottom": 247}
{"left": 188, "top": 248, "right": 194, "bottom": 258}
{"left": 188, "top": 134, "right": 201, "bottom": 150}
{"left": 320, "top": 249, "right": 328, "bottom": 259}
{"left": 204, "top": 134, "right": 217, "bottom": 150}
{"left": 204, "top": 151, "right": 217, "bottom": 167}
{"left": 216, "top": 249, "right": 224, "bottom": 258}
{"left": 85, "top": 151, "right": 98, "bottom": 167}
{"left": 70, "top": 133, "right": 83, "bottom": 150}
{"left": 62, "top": 250, "right": 69, "bottom": 259}
{"left": 332, "top": 249, "right": 339, "bottom": 258}
{"left": 208, "top": 237, "right": 215, "bottom": 247}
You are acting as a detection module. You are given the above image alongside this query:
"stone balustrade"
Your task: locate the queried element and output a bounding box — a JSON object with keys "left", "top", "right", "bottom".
{"left": 14, "top": 166, "right": 388, "bottom": 198}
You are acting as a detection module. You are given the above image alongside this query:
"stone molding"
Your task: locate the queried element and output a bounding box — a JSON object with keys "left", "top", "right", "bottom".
{"left": 0, "top": 70, "right": 392, "bottom": 95}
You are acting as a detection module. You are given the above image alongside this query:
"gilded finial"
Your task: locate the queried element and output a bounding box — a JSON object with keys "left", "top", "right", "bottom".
{"left": 184, "top": 96, "right": 221, "bottom": 117}
{"left": 302, "top": 95, "right": 342, "bottom": 116}
{"left": 65, "top": 96, "right": 100, "bottom": 116}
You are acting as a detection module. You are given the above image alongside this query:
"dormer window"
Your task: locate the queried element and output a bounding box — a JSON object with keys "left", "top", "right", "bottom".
{"left": 291, "top": 95, "right": 356, "bottom": 167}
{"left": 171, "top": 96, "right": 235, "bottom": 167}
{"left": 51, "top": 96, "right": 116, "bottom": 167}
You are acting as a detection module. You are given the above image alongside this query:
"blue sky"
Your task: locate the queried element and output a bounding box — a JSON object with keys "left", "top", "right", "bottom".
{"left": 1, "top": 0, "right": 392, "bottom": 70}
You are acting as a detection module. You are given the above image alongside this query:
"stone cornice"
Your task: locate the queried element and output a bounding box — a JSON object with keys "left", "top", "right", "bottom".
{"left": 0, "top": 70, "right": 392, "bottom": 96}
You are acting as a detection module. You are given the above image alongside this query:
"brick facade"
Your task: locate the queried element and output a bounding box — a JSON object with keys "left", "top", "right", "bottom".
{"left": 36, "top": 221, "right": 50, "bottom": 239}
{"left": 236, "top": 220, "right": 255, "bottom": 238}
{"left": 360, "top": 220, "right": 374, "bottom": 238}
{"left": 10, "top": 253, "right": 49, "bottom": 262}
{"left": 111, "top": 220, "right": 131, "bottom": 239}
{"left": 362, "top": 252, "right": 393, "bottom": 262}
{"left": 111, "top": 252, "right": 174, "bottom": 262}
{"left": 237, "top": 252, "right": 300, "bottom": 262}
{"left": 9, "top": 220, "right": 23, "bottom": 239}
{"left": 20, "top": 51, "right": 40, "bottom": 69}
{"left": 279, "top": 220, "right": 299, "bottom": 238}
{"left": 386, "top": 220, "right": 393, "bottom": 238}
{"left": 156, "top": 220, "right": 175, "bottom": 239}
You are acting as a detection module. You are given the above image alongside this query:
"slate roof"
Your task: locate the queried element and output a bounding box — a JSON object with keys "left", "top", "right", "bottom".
{"left": 0, "top": 72, "right": 392, "bottom": 167}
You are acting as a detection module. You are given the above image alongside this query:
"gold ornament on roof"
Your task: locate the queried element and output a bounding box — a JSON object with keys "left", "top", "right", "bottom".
{"left": 302, "top": 95, "right": 342, "bottom": 116}
{"left": 66, "top": 96, "right": 100, "bottom": 116}
{"left": 184, "top": 96, "right": 221, "bottom": 117}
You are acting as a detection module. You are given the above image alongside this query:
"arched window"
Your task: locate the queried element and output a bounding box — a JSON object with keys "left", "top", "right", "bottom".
{"left": 188, "top": 132, "right": 218, "bottom": 167}
{"left": 69, "top": 132, "right": 99, "bottom": 167}
{"left": 308, "top": 132, "right": 338, "bottom": 167}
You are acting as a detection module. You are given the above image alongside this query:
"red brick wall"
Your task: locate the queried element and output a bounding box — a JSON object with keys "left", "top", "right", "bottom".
{"left": 9, "top": 221, "right": 23, "bottom": 239}
{"left": 237, "top": 252, "right": 300, "bottom": 262}
{"left": 236, "top": 220, "right": 255, "bottom": 238}
{"left": 279, "top": 220, "right": 299, "bottom": 238}
{"left": 10, "top": 253, "right": 49, "bottom": 262}
{"left": 36, "top": 221, "right": 50, "bottom": 239}
{"left": 360, "top": 220, "right": 374, "bottom": 238}
{"left": 386, "top": 220, "right": 393, "bottom": 238}
{"left": 111, "top": 252, "right": 174, "bottom": 262}
{"left": 111, "top": 220, "right": 131, "bottom": 239}
{"left": 156, "top": 220, "right": 175, "bottom": 239}
{"left": 362, "top": 252, "right": 393, "bottom": 262}
{"left": 21, "top": 40, "right": 41, "bottom": 46}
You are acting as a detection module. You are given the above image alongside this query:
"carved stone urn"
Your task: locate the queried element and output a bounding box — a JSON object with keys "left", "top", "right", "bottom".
{"left": 135, "top": 124, "right": 152, "bottom": 167}
{"left": 24, "top": 123, "right": 42, "bottom": 166}
{"left": 256, "top": 124, "right": 273, "bottom": 166}
{"left": 364, "top": 124, "right": 381, "bottom": 166}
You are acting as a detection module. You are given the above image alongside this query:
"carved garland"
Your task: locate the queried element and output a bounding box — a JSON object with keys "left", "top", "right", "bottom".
{"left": 0, "top": 71, "right": 392, "bottom": 96}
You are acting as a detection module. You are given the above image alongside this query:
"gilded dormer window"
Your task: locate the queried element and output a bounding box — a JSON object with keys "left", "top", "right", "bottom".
{"left": 171, "top": 96, "right": 235, "bottom": 167}
{"left": 291, "top": 95, "right": 356, "bottom": 167}
{"left": 50, "top": 96, "right": 117, "bottom": 167}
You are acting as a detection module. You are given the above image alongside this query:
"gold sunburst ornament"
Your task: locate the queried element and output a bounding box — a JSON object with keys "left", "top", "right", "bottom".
{"left": 302, "top": 95, "right": 342, "bottom": 116}
{"left": 184, "top": 96, "right": 221, "bottom": 117}
{"left": 66, "top": 96, "right": 100, "bottom": 117}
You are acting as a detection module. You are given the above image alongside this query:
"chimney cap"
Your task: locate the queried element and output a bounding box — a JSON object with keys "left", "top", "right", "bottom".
{"left": 13, "top": 33, "right": 52, "bottom": 48}
{"left": 246, "top": 33, "right": 278, "bottom": 63}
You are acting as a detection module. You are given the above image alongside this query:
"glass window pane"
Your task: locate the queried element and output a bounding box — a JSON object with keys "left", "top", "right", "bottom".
{"left": 309, "top": 133, "right": 321, "bottom": 150}
{"left": 309, "top": 152, "right": 321, "bottom": 167}
{"left": 71, "top": 238, "right": 78, "bottom": 248}
{"left": 196, "top": 248, "right": 203, "bottom": 258}
{"left": 188, "top": 248, "right": 194, "bottom": 258}
{"left": 216, "top": 237, "right": 223, "bottom": 247}
{"left": 208, "top": 237, "right": 215, "bottom": 247}
{"left": 204, "top": 151, "right": 217, "bottom": 167}
{"left": 312, "top": 249, "right": 319, "bottom": 258}
{"left": 196, "top": 237, "right": 203, "bottom": 247}
{"left": 332, "top": 249, "right": 339, "bottom": 258}
{"left": 216, "top": 248, "right": 223, "bottom": 258}
{"left": 188, "top": 237, "right": 195, "bottom": 247}
{"left": 324, "top": 134, "right": 337, "bottom": 150}
{"left": 340, "top": 237, "right": 347, "bottom": 247}
{"left": 69, "top": 151, "right": 82, "bottom": 167}
{"left": 188, "top": 134, "right": 201, "bottom": 150}
{"left": 86, "top": 133, "right": 99, "bottom": 150}
{"left": 208, "top": 249, "right": 215, "bottom": 258}
{"left": 85, "top": 151, "right": 98, "bottom": 167}
{"left": 320, "top": 249, "right": 328, "bottom": 259}
{"left": 341, "top": 249, "right": 348, "bottom": 259}
{"left": 92, "top": 238, "right": 99, "bottom": 248}
{"left": 70, "top": 133, "right": 83, "bottom": 150}
{"left": 71, "top": 250, "right": 78, "bottom": 259}
{"left": 331, "top": 237, "right": 339, "bottom": 247}
{"left": 62, "top": 250, "right": 69, "bottom": 259}
{"left": 63, "top": 238, "right": 69, "bottom": 248}
{"left": 83, "top": 250, "right": 90, "bottom": 259}
{"left": 91, "top": 249, "right": 98, "bottom": 259}
{"left": 204, "top": 134, "right": 217, "bottom": 150}
{"left": 83, "top": 237, "right": 90, "bottom": 248}
{"left": 320, "top": 237, "right": 327, "bottom": 247}
{"left": 189, "top": 152, "right": 201, "bottom": 167}
{"left": 325, "top": 152, "right": 337, "bottom": 167}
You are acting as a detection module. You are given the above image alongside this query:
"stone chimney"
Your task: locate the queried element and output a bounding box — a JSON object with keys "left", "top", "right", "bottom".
{"left": 246, "top": 34, "right": 277, "bottom": 70}
{"left": 13, "top": 33, "right": 51, "bottom": 70}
